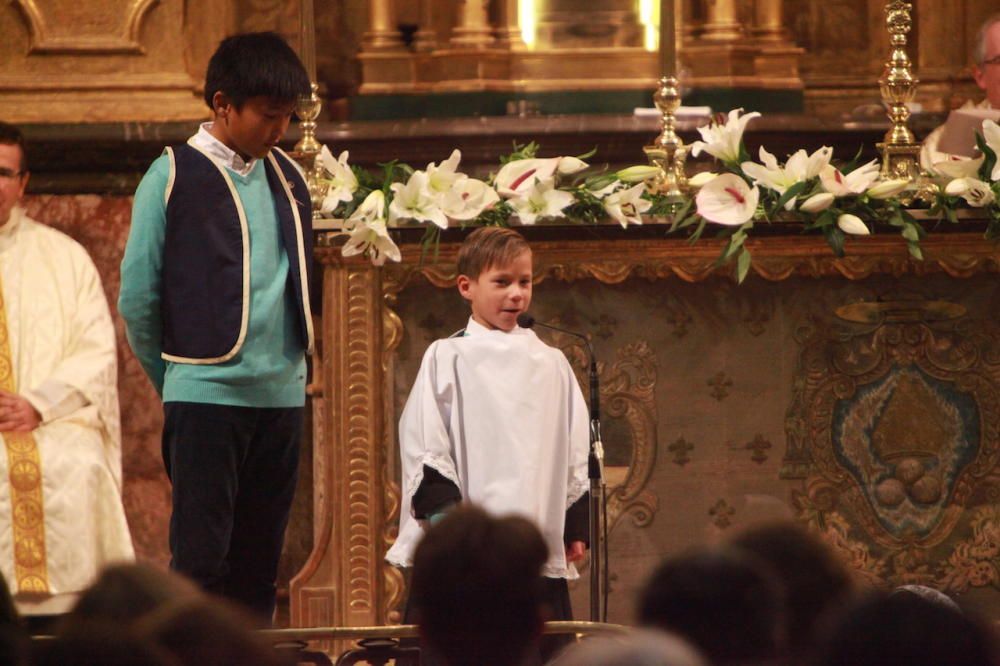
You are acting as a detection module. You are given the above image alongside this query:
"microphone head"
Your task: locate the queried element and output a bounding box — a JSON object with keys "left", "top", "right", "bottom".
{"left": 516, "top": 313, "right": 535, "bottom": 329}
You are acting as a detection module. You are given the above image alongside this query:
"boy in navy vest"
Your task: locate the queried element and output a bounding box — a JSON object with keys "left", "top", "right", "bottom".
{"left": 120, "top": 32, "right": 313, "bottom": 622}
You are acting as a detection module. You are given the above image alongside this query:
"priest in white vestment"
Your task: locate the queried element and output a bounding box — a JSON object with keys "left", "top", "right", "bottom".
{"left": 0, "top": 123, "right": 133, "bottom": 615}
{"left": 921, "top": 15, "right": 1000, "bottom": 171}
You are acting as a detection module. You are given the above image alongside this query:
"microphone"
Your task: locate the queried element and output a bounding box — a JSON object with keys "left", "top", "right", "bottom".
{"left": 516, "top": 313, "right": 599, "bottom": 420}
{"left": 518, "top": 311, "right": 607, "bottom": 622}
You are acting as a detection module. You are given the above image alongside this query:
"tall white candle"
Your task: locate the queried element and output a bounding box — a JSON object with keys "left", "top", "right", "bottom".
{"left": 660, "top": 0, "right": 676, "bottom": 77}
{"left": 301, "top": 0, "right": 317, "bottom": 82}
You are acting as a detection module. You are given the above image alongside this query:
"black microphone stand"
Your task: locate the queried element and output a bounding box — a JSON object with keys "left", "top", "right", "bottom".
{"left": 517, "top": 314, "right": 605, "bottom": 622}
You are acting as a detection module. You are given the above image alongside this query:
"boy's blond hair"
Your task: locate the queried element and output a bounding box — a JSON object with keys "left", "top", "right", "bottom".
{"left": 456, "top": 227, "right": 531, "bottom": 279}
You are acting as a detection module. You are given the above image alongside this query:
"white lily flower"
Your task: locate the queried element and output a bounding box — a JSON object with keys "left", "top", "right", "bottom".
{"left": 837, "top": 213, "right": 870, "bottom": 236}
{"left": 945, "top": 177, "right": 996, "bottom": 207}
{"left": 344, "top": 188, "right": 386, "bottom": 229}
{"left": 690, "top": 108, "right": 761, "bottom": 164}
{"left": 930, "top": 155, "right": 984, "bottom": 180}
{"left": 341, "top": 220, "right": 401, "bottom": 266}
{"left": 319, "top": 146, "right": 359, "bottom": 214}
{"left": 341, "top": 191, "right": 401, "bottom": 266}
{"left": 425, "top": 149, "right": 465, "bottom": 196}
{"left": 819, "top": 160, "right": 880, "bottom": 197}
{"left": 799, "top": 192, "right": 835, "bottom": 213}
{"left": 509, "top": 180, "right": 575, "bottom": 225}
{"left": 695, "top": 173, "right": 759, "bottom": 226}
{"left": 984, "top": 120, "right": 1000, "bottom": 181}
{"left": 440, "top": 178, "right": 500, "bottom": 221}
{"left": 389, "top": 171, "right": 449, "bottom": 228}
{"left": 494, "top": 156, "right": 589, "bottom": 198}
{"left": 866, "top": 179, "right": 910, "bottom": 199}
{"left": 603, "top": 183, "right": 651, "bottom": 228}
{"left": 688, "top": 171, "right": 720, "bottom": 188}
{"left": 615, "top": 165, "right": 661, "bottom": 183}
{"left": 742, "top": 146, "right": 832, "bottom": 209}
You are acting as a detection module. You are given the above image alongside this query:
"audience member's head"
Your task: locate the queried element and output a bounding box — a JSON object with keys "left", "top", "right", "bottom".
{"left": 816, "top": 591, "right": 1000, "bottom": 666}
{"left": 551, "top": 630, "right": 707, "bottom": 666}
{"left": 730, "top": 521, "right": 854, "bottom": 660}
{"left": 61, "top": 563, "right": 201, "bottom": 630}
{"left": 891, "top": 583, "right": 961, "bottom": 611}
{"left": 638, "top": 547, "right": 785, "bottom": 665}
{"left": 32, "top": 621, "right": 178, "bottom": 666}
{"left": 410, "top": 505, "right": 548, "bottom": 666}
{"left": 974, "top": 13, "right": 1000, "bottom": 108}
{"left": 138, "top": 597, "right": 285, "bottom": 666}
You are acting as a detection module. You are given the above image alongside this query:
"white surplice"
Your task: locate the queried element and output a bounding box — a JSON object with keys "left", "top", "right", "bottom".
{"left": 0, "top": 208, "right": 134, "bottom": 607}
{"left": 387, "top": 317, "right": 589, "bottom": 579}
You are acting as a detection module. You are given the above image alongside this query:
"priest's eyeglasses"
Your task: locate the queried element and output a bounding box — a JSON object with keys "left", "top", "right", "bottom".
{"left": 982, "top": 54, "right": 1000, "bottom": 67}
{"left": 0, "top": 167, "right": 24, "bottom": 180}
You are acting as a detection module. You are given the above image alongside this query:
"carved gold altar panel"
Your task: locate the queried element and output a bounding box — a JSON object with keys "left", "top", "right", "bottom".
{"left": 293, "top": 231, "right": 1000, "bottom": 634}
{"left": 0, "top": 0, "right": 214, "bottom": 122}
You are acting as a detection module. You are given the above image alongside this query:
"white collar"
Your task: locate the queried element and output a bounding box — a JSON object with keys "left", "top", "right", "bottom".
{"left": 463, "top": 316, "right": 530, "bottom": 336}
{"left": 190, "top": 123, "right": 257, "bottom": 176}
{"left": 0, "top": 206, "right": 24, "bottom": 253}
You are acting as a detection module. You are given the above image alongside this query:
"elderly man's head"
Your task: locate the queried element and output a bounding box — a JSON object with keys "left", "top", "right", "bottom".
{"left": 0, "top": 122, "right": 28, "bottom": 227}
{"left": 974, "top": 14, "right": 1000, "bottom": 108}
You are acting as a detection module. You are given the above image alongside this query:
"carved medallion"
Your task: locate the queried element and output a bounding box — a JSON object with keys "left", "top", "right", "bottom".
{"left": 784, "top": 299, "right": 1000, "bottom": 589}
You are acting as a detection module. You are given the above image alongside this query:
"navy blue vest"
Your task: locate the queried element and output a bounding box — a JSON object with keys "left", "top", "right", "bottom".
{"left": 161, "top": 143, "right": 314, "bottom": 363}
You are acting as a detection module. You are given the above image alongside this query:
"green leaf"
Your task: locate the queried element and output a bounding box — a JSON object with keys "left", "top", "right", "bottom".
{"left": 824, "top": 226, "right": 846, "bottom": 257}
{"left": 975, "top": 131, "right": 997, "bottom": 182}
{"left": 575, "top": 146, "right": 598, "bottom": 161}
{"left": 771, "top": 181, "right": 808, "bottom": 216}
{"left": 736, "top": 247, "right": 752, "bottom": 283}
{"left": 907, "top": 241, "right": 924, "bottom": 261}
{"left": 901, "top": 224, "right": 920, "bottom": 242}
{"left": 687, "top": 216, "right": 708, "bottom": 243}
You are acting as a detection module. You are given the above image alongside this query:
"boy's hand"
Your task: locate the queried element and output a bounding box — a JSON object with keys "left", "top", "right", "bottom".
{"left": 566, "top": 540, "right": 587, "bottom": 564}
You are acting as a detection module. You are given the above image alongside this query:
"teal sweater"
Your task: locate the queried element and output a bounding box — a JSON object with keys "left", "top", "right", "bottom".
{"left": 120, "top": 154, "right": 307, "bottom": 407}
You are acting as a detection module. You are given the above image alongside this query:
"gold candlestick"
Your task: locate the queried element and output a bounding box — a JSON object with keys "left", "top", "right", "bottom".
{"left": 876, "top": 0, "right": 920, "bottom": 181}
{"left": 645, "top": 0, "right": 687, "bottom": 198}
{"left": 295, "top": 83, "right": 325, "bottom": 214}
{"left": 644, "top": 76, "right": 688, "bottom": 198}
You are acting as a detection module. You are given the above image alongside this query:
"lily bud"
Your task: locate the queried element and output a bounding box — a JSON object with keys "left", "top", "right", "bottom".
{"left": 837, "top": 213, "right": 870, "bottom": 236}
{"left": 866, "top": 179, "right": 910, "bottom": 199}
{"left": 556, "top": 156, "right": 589, "bottom": 174}
{"left": 799, "top": 192, "right": 835, "bottom": 213}
{"left": 615, "top": 165, "right": 661, "bottom": 183}
{"left": 688, "top": 171, "right": 720, "bottom": 188}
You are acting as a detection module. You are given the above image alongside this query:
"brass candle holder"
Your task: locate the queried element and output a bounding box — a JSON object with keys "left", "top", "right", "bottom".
{"left": 294, "top": 82, "right": 327, "bottom": 215}
{"left": 644, "top": 75, "right": 689, "bottom": 198}
{"left": 876, "top": 0, "right": 921, "bottom": 181}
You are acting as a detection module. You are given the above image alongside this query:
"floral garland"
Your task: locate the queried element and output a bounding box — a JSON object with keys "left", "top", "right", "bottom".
{"left": 318, "top": 108, "right": 1000, "bottom": 282}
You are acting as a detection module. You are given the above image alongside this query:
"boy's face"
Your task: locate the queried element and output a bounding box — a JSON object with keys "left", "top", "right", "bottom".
{"left": 458, "top": 250, "right": 533, "bottom": 332}
{"left": 211, "top": 94, "right": 296, "bottom": 160}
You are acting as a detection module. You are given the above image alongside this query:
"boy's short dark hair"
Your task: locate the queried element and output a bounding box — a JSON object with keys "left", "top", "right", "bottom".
{"left": 0, "top": 121, "right": 27, "bottom": 172}
{"left": 410, "top": 506, "right": 547, "bottom": 666}
{"left": 457, "top": 226, "right": 531, "bottom": 280}
{"left": 203, "top": 32, "right": 310, "bottom": 110}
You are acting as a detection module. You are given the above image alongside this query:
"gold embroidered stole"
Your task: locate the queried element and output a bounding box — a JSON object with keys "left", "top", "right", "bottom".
{"left": 0, "top": 271, "right": 49, "bottom": 593}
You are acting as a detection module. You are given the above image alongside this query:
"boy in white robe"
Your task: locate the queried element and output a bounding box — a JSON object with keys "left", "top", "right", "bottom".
{"left": 387, "top": 227, "right": 590, "bottom": 642}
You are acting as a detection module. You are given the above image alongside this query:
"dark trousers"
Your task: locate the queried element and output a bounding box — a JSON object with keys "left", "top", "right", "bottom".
{"left": 162, "top": 401, "right": 302, "bottom": 622}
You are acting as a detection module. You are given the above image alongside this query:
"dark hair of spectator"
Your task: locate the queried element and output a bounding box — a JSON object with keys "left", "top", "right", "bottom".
{"left": 62, "top": 563, "right": 202, "bottom": 630}
{"left": 637, "top": 547, "right": 785, "bottom": 666}
{"left": 730, "top": 521, "right": 854, "bottom": 660}
{"left": 815, "top": 591, "right": 1000, "bottom": 666}
{"left": 203, "top": 32, "right": 310, "bottom": 110}
{"left": 0, "top": 121, "right": 28, "bottom": 172}
{"left": 32, "top": 621, "right": 179, "bottom": 666}
{"left": 410, "top": 505, "right": 549, "bottom": 666}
